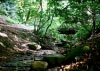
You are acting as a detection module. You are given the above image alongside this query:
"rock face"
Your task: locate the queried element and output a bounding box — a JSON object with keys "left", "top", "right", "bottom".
{"left": 31, "top": 61, "right": 48, "bottom": 71}
{"left": 0, "top": 23, "right": 37, "bottom": 52}
{"left": 0, "top": 21, "right": 38, "bottom": 64}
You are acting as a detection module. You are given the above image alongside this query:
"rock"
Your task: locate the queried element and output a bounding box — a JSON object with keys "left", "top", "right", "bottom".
{"left": 0, "top": 32, "right": 8, "bottom": 37}
{"left": 33, "top": 50, "right": 57, "bottom": 61}
{"left": 33, "top": 50, "right": 56, "bottom": 56}
{"left": 0, "top": 43, "right": 14, "bottom": 63}
{"left": 34, "top": 55, "right": 43, "bottom": 61}
{"left": 11, "top": 24, "right": 35, "bottom": 31}
{"left": 43, "top": 54, "right": 65, "bottom": 67}
{"left": 31, "top": 61, "right": 48, "bottom": 71}
{"left": 0, "top": 32, "right": 13, "bottom": 48}
{"left": 0, "top": 42, "right": 5, "bottom": 47}
{"left": 27, "top": 42, "right": 41, "bottom": 50}
{"left": 53, "top": 47, "right": 67, "bottom": 54}
{"left": 0, "top": 32, "right": 14, "bottom": 61}
{"left": 21, "top": 42, "right": 41, "bottom": 50}
{"left": 0, "top": 15, "right": 7, "bottom": 24}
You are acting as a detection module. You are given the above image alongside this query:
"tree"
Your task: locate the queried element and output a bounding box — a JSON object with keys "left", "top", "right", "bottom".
{"left": 55, "top": 0, "right": 100, "bottom": 35}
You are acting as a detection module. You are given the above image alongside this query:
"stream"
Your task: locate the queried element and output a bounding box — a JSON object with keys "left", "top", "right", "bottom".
{"left": 0, "top": 52, "right": 63, "bottom": 71}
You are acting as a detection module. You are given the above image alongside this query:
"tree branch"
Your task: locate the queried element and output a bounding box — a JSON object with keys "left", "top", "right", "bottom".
{"left": 44, "top": 15, "right": 53, "bottom": 36}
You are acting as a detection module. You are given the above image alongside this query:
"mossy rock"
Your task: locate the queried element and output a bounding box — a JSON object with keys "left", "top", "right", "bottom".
{"left": 43, "top": 54, "right": 65, "bottom": 67}
{"left": 31, "top": 61, "right": 48, "bottom": 71}
{"left": 83, "top": 46, "right": 90, "bottom": 51}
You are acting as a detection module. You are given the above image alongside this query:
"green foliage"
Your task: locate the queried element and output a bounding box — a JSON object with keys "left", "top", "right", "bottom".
{"left": 66, "top": 45, "right": 90, "bottom": 59}
{"left": 74, "top": 24, "right": 92, "bottom": 42}
{"left": 6, "top": 16, "right": 19, "bottom": 24}
{"left": 0, "top": 0, "right": 9, "bottom": 3}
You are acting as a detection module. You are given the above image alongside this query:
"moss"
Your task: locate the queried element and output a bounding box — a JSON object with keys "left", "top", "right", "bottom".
{"left": 43, "top": 54, "right": 65, "bottom": 67}
{"left": 31, "top": 61, "right": 48, "bottom": 71}
{"left": 83, "top": 46, "right": 90, "bottom": 52}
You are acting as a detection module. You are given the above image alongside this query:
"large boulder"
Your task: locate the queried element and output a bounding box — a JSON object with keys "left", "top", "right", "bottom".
{"left": 43, "top": 54, "right": 65, "bottom": 67}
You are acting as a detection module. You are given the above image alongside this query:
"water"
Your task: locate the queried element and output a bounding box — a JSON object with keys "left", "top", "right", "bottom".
{"left": 0, "top": 54, "right": 63, "bottom": 71}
